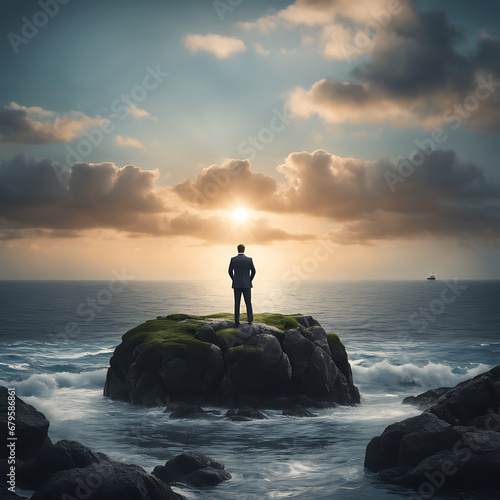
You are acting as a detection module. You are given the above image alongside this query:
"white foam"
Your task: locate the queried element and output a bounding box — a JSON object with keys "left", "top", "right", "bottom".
{"left": 0, "top": 369, "right": 107, "bottom": 398}
{"left": 352, "top": 360, "right": 491, "bottom": 391}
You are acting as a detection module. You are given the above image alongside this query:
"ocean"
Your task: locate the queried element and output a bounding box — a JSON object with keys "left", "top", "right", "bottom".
{"left": 1, "top": 279, "right": 499, "bottom": 499}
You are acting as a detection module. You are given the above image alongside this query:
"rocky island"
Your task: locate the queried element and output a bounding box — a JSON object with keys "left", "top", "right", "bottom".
{"left": 104, "top": 313, "right": 360, "bottom": 408}
{"left": 365, "top": 365, "right": 500, "bottom": 497}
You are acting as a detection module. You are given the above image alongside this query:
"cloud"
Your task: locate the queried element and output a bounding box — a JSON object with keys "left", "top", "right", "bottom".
{"left": 3, "top": 150, "right": 499, "bottom": 246}
{"left": 115, "top": 135, "right": 147, "bottom": 151}
{"left": 242, "top": 0, "right": 400, "bottom": 30}
{"left": 253, "top": 42, "right": 270, "bottom": 57}
{"left": 0, "top": 156, "right": 165, "bottom": 234}
{"left": 174, "top": 149, "right": 500, "bottom": 244}
{"left": 0, "top": 103, "right": 104, "bottom": 144}
{"left": 161, "top": 213, "right": 313, "bottom": 245}
{"left": 239, "top": 0, "right": 412, "bottom": 59}
{"left": 173, "top": 159, "right": 278, "bottom": 210}
{"left": 127, "top": 105, "right": 157, "bottom": 121}
{"left": 287, "top": 7, "right": 500, "bottom": 130}
{"left": 183, "top": 33, "right": 246, "bottom": 59}
{"left": 0, "top": 156, "right": 311, "bottom": 245}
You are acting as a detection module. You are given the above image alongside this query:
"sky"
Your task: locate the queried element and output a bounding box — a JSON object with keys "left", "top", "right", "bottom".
{"left": 0, "top": 0, "right": 499, "bottom": 280}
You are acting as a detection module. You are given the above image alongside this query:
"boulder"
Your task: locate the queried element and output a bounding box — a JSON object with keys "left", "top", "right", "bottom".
{"left": 402, "top": 387, "right": 452, "bottom": 409}
{"left": 282, "top": 404, "right": 316, "bottom": 417}
{"left": 0, "top": 386, "right": 50, "bottom": 461}
{"left": 104, "top": 313, "right": 360, "bottom": 408}
{"left": 225, "top": 407, "right": 268, "bottom": 421}
{"left": 165, "top": 402, "right": 219, "bottom": 420}
{"left": 224, "top": 334, "right": 292, "bottom": 396}
{"left": 365, "top": 365, "right": 500, "bottom": 495}
{"left": 153, "top": 451, "right": 231, "bottom": 486}
{"left": 31, "top": 460, "right": 183, "bottom": 500}
{"left": 18, "top": 439, "right": 108, "bottom": 489}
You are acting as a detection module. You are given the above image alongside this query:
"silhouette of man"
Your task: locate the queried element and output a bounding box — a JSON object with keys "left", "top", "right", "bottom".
{"left": 228, "top": 244, "right": 255, "bottom": 325}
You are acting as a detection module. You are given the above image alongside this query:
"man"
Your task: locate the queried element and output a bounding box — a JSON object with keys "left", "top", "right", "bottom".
{"left": 228, "top": 244, "right": 256, "bottom": 325}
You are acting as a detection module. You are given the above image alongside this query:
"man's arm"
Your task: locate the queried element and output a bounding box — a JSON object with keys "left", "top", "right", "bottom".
{"left": 249, "top": 258, "right": 256, "bottom": 281}
{"left": 228, "top": 259, "right": 234, "bottom": 281}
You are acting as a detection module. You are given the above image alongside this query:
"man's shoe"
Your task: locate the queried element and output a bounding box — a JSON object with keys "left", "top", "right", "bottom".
{"left": 248, "top": 322, "right": 252, "bottom": 325}
{"left": 235, "top": 322, "right": 240, "bottom": 326}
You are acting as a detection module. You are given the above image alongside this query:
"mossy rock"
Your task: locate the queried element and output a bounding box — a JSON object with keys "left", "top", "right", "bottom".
{"left": 327, "top": 333, "right": 345, "bottom": 350}
{"left": 104, "top": 312, "right": 360, "bottom": 407}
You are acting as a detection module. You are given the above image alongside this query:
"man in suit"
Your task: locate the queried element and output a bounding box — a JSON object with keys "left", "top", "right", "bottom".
{"left": 228, "top": 244, "right": 256, "bottom": 325}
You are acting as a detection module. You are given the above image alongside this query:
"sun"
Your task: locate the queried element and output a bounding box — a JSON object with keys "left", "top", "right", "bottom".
{"left": 230, "top": 207, "right": 250, "bottom": 223}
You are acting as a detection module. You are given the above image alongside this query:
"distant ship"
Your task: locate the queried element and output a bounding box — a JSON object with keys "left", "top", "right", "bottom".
{"left": 427, "top": 272, "right": 436, "bottom": 280}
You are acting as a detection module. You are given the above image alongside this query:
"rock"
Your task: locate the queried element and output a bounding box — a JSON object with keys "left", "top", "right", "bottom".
{"left": 226, "top": 407, "right": 268, "bottom": 421}
{"left": 31, "top": 460, "right": 183, "bottom": 500}
{"left": 153, "top": 451, "right": 231, "bottom": 486}
{"left": 0, "top": 386, "right": 50, "bottom": 461}
{"left": 165, "top": 402, "right": 216, "bottom": 419}
{"left": 282, "top": 404, "right": 316, "bottom": 417}
{"left": 224, "top": 334, "right": 292, "bottom": 396}
{"left": 17, "top": 439, "right": 108, "bottom": 489}
{"left": 365, "top": 365, "right": 500, "bottom": 495}
{"left": 104, "top": 313, "right": 360, "bottom": 408}
{"left": 365, "top": 412, "right": 452, "bottom": 472}
{"left": 402, "top": 387, "right": 452, "bottom": 409}
{"left": 102, "top": 366, "right": 129, "bottom": 401}
{"left": 0, "top": 391, "right": 182, "bottom": 500}
{"left": 427, "top": 374, "right": 498, "bottom": 425}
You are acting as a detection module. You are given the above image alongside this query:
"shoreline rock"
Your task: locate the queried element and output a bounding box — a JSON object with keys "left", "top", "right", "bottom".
{"left": 1, "top": 385, "right": 235, "bottom": 499}
{"left": 104, "top": 313, "right": 360, "bottom": 408}
{"left": 365, "top": 366, "right": 500, "bottom": 495}
{"left": 153, "top": 451, "right": 231, "bottom": 486}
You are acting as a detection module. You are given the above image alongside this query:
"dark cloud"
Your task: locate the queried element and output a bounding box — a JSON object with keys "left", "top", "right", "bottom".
{"left": 173, "top": 159, "right": 278, "bottom": 209}
{"left": 0, "top": 156, "right": 311, "bottom": 245}
{"left": 352, "top": 10, "right": 474, "bottom": 96}
{"left": 287, "top": 5, "right": 500, "bottom": 130}
{"left": 0, "top": 104, "right": 103, "bottom": 143}
{"left": 174, "top": 149, "right": 500, "bottom": 244}
{"left": 2, "top": 151, "right": 499, "bottom": 246}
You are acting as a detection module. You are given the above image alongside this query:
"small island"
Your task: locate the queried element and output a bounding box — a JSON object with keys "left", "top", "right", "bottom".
{"left": 104, "top": 313, "right": 360, "bottom": 408}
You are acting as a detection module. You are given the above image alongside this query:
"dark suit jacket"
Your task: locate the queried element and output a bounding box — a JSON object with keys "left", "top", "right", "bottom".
{"left": 228, "top": 254, "right": 256, "bottom": 289}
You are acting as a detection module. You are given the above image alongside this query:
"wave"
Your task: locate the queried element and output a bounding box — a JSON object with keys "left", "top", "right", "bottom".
{"left": 352, "top": 360, "right": 491, "bottom": 391}
{"left": 0, "top": 368, "right": 107, "bottom": 398}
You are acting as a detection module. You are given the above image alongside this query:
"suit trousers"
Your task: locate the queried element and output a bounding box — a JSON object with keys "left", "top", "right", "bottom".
{"left": 233, "top": 288, "right": 253, "bottom": 323}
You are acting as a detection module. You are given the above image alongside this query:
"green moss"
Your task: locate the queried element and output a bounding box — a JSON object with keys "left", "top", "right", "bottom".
{"left": 122, "top": 318, "right": 209, "bottom": 356}
{"left": 166, "top": 313, "right": 203, "bottom": 321}
{"left": 205, "top": 312, "right": 234, "bottom": 319}
{"left": 227, "top": 345, "right": 259, "bottom": 355}
{"left": 251, "top": 313, "right": 301, "bottom": 331}
{"left": 216, "top": 328, "right": 240, "bottom": 338}
{"left": 120, "top": 313, "right": 308, "bottom": 359}
{"left": 327, "top": 333, "right": 345, "bottom": 350}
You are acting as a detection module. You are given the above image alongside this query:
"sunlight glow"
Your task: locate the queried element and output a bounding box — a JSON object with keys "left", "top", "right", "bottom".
{"left": 231, "top": 207, "right": 250, "bottom": 223}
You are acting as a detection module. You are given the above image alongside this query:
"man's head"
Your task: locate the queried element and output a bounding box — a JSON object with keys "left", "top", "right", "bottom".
{"left": 237, "top": 244, "right": 245, "bottom": 253}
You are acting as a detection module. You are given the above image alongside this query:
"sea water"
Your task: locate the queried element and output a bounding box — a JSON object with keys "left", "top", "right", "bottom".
{"left": 1, "top": 279, "right": 499, "bottom": 499}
